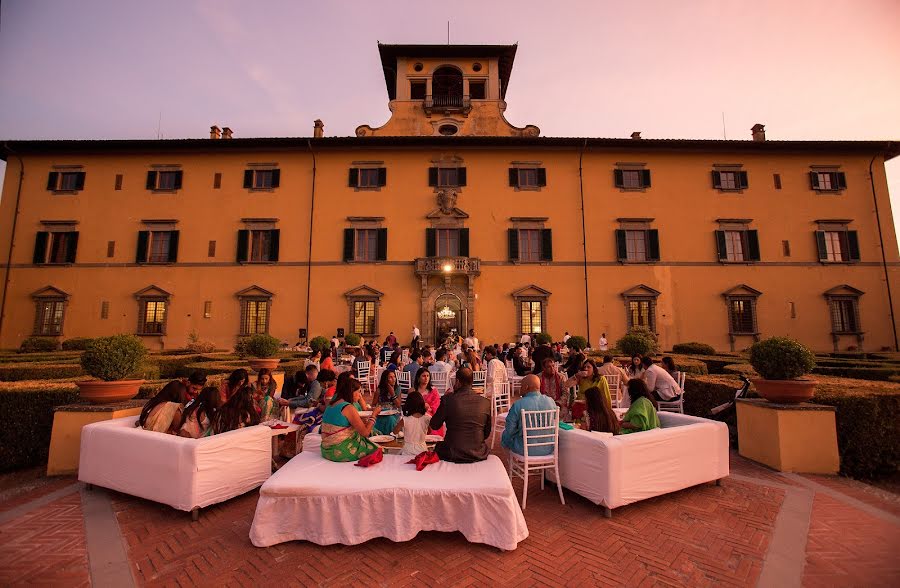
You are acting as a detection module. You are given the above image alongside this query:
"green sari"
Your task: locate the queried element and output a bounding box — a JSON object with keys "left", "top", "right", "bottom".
{"left": 320, "top": 401, "right": 379, "bottom": 462}
{"left": 621, "top": 396, "right": 660, "bottom": 434}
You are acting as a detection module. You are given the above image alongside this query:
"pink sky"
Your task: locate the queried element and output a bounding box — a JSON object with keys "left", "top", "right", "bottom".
{"left": 1, "top": 0, "right": 899, "bottom": 237}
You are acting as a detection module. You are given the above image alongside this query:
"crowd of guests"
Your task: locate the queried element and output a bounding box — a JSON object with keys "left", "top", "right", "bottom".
{"left": 135, "top": 329, "right": 682, "bottom": 470}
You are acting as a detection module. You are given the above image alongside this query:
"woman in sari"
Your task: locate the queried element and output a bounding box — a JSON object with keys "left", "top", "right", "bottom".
{"left": 219, "top": 368, "right": 249, "bottom": 405}
{"left": 374, "top": 368, "right": 402, "bottom": 435}
{"left": 414, "top": 367, "right": 444, "bottom": 437}
{"left": 320, "top": 377, "right": 382, "bottom": 462}
{"left": 253, "top": 368, "right": 280, "bottom": 421}
{"left": 620, "top": 378, "right": 660, "bottom": 434}
{"left": 138, "top": 380, "right": 187, "bottom": 434}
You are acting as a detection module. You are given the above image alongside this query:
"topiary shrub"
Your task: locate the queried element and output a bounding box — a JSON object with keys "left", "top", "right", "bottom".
{"left": 19, "top": 337, "right": 59, "bottom": 353}
{"left": 565, "top": 336, "right": 588, "bottom": 351}
{"left": 616, "top": 327, "right": 659, "bottom": 357}
{"left": 344, "top": 333, "right": 362, "bottom": 347}
{"left": 748, "top": 337, "right": 816, "bottom": 380}
{"left": 61, "top": 337, "right": 94, "bottom": 351}
{"left": 242, "top": 334, "right": 281, "bottom": 358}
{"left": 672, "top": 342, "right": 716, "bottom": 355}
{"left": 535, "top": 332, "right": 552, "bottom": 345}
{"left": 80, "top": 335, "right": 148, "bottom": 381}
{"left": 309, "top": 336, "right": 330, "bottom": 356}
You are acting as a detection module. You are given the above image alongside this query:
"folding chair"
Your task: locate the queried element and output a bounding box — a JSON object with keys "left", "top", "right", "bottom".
{"left": 472, "top": 370, "right": 487, "bottom": 394}
{"left": 508, "top": 408, "right": 564, "bottom": 510}
{"left": 430, "top": 370, "right": 450, "bottom": 395}
{"left": 397, "top": 369, "right": 411, "bottom": 401}
{"left": 657, "top": 371, "right": 686, "bottom": 414}
{"left": 603, "top": 374, "right": 621, "bottom": 408}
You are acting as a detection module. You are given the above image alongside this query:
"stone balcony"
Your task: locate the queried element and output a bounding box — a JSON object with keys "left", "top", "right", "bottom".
{"left": 415, "top": 257, "right": 481, "bottom": 276}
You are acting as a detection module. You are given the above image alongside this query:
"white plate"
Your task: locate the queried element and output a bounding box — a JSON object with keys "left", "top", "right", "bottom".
{"left": 370, "top": 435, "right": 395, "bottom": 443}
{"left": 379, "top": 409, "right": 399, "bottom": 416}
{"left": 358, "top": 411, "right": 373, "bottom": 417}
{"left": 425, "top": 435, "right": 443, "bottom": 443}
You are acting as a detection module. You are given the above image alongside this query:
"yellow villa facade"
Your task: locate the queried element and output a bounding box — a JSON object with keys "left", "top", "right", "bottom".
{"left": 1, "top": 44, "right": 899, "bottom": 353}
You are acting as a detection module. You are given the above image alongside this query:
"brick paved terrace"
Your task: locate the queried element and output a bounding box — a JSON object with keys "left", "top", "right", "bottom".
{"left": 0, "top": 449, "right": 897, "bottom": 587}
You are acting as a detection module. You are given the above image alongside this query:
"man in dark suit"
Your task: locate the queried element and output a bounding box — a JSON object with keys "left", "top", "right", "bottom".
{"left": 430, "top": 368, "right": 492, "bottom": 463}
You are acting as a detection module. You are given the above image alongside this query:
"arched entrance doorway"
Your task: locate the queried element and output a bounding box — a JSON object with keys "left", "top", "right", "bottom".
{"left": 432, "top": 66, "right": 463, "bottom": 108}
{"left": 434, "top": 293, "right": 463, "bottom": 346}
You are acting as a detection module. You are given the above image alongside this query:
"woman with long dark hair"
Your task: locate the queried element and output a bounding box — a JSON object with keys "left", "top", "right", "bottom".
{"left": 413, "top": 367, "right": 444, "bottom": 436}
{"left": 210, "top": 385, "right": 260, "bottom": 435}
{"left": 253, "top": 368, "right": 279, "bottom": 420}
{"left": 626, "top": 354, "right": 645, "bottom": 380}
{"left": 374, "top": 369, "right": 401, "bottom": 434}
{"left": 620, "top": 379, "right": 660, "bottom": 434}
{"left": 178, "top": 386, "right": 220, "bottom": 438}
{"left": 219, "top": 368, "right": 249, "bottom": 404}
{"left": 564, "top": 359, "right": 611, "bottom": 421}
{"left": 139, "top": 380, "right": 188, "bottom": 434}
{"left": 583, "top": 386, "right": 620, "bottom": 434}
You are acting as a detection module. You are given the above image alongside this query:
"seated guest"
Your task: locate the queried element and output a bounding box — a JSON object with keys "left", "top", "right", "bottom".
{"left": 641, "top": 356, "right": 683, "bottom": 402}
{"left": 180, "top": 371, "right": 207, "bottom": 402}
{"left": 430, "top": 368, "right": 492, "bottom": 463}
{"left": 626, "top": 354, "right": 645, "bottom": 380}
{"left": 598, "top": 355, "right": 630, "bottom": 384}
{"left": 561, "top": 345, "right": 586, "bottom": 378}
{"left": 484, "top": 346, "right": 509, "bottom": 396}
{"left": 295, "top": 371, "right": 351, "bottom": 442}
{"left": 620, "top": 379, "right": 660, "bottom": 434}
{"left": 421, "top": 348, "right": 434, "bottom": 366}
{"left": 413, "top": 367, "right": 444, "bottom": 436}
{"left": 462, "top": 348, "right": 482, "bottom": 371}
{"left": 392, "top": 391, "right": 431, "bottom": 456}
{"left": 374, "top": 368, "right": 402, "bottom": 435}
{"left": 281, "top": 364, "right": 320, "bottom": 409}
{"left": 530, "top": 340, "right": 554, "bottom": 375}
{"left": 498, "top": 343, "right": 510, "bottom": 362}
{"left": 351, "top": 347, "right": 367, "bottom": 378}
{"left": 210, "top": 385, "right": 260, "bottom": 435}
{"left": 403, "top": 349, "right": 423, "bottom": 382}
{"left": 318, "top": 368, "right": 337, "bottom": 404}
{"left": 320, "top": 352, "right": 335, "bottom": 372}
{"left": 253, "top": 368, "right": 279, "bottom": 420}
{"left": 564, "top": 359, "right": 611, "bottom": 421}
{"left": 179, "top": 386, "right": 220, "bottom": 438}
{"left": 502, "top": 374, "right": 557, "bottom": 456}
{"left": 428, "top": 348, "right": 453, "bottom": 377}
{"left": 387, "top": 349, "right": 402, "bottom": 370}
{"left": 512, "top": 344, "right": 530, "bottom": 376}
{"left": 582, "top": 387, "right": 620, "bottom": 434}
{"left": 219, "top": 369, "right": 249, "bottom": 405}
{"left": 320, "top": 379, "right": 382, "bottom": 462}
{"left": 139, "top": 380, "right": 188, "bottom": 434}
{"left": 661, "top": 356, "right": 679, "bottom": 380}
{"left": 379, "top": 340, "right": 393, "bottom": 366}
{"left": 539, "top": 358, "right": 568, "bottom": 406}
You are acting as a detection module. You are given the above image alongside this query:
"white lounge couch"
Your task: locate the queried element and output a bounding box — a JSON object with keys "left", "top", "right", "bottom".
{"left": 546, "top": 412, "right": 729, "bottom": 516}
{"left": 79, "top": 416, "right": 272, "bottom": 518}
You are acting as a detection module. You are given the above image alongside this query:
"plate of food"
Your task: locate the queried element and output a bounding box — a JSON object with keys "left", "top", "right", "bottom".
{"left": 370, "top": 434, "right": 395, "bottom": 443}
{"left": 379, "top": 409, "right": 399, "bottom": 416}
{"left": 425, "top": 434, "right": 443, "bottom": 443}
{"left": 357, "top": 410, "right": 373, "bottom": 417}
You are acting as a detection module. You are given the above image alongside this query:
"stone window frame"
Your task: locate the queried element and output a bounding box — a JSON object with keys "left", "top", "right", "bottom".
{"left": 146, "top": 164, "right": 183, "bottom": 194}
{"left": 349, "top": 161, "right": 386, "bottom": 192}
{"left": 35, "top": 221, "right": 79, "bottom": 266}
{"left": 711, "top": 163, "right": 748, "bottom": 194}
{"left": 429, "top": 155, "right": 466, "bottom": 190}
{"left": 722, "top": 284, "right": 762, "bottom": 350}
{"left": 824, "top": 285, "right": 864, "bottom": 352}
{"left": 715, "top": 218, "right": 760, "bottom": 264}
{"left": 243, "top": 162, "right": 281, "bottom": 193}
{"left": 509, "top": 160, "right": 546, "bottom": 192}
{"left": 614, "top": 162, "right": 650, "bottom": 193}
{"left": 345, "top": 285, "right": 383, "bottom": 338}
{"left": 814, "top": 219, "right": 859, "bottom": 264}
{"left": 809, "top": 165, "right": 846, "bottom": 194}
{"left": 236, "top": 285, "right": 274, "bottom": 336}
{"left": 621, "top": 284, "right": 660, "bottom": 333}
{"left": 31, "top": 286, "right": 70, "bottom": 337}
{"left": 134, "top": 285, "right": 171, "bottom": 337}
{"left": 616, "top": 218, "right": 659, "bottom": 264}
{"left": 511, "top": 285, "right": 551, "bottom": 339}
{"left": 47, "top": 165, "right": 86, "bottom": 194}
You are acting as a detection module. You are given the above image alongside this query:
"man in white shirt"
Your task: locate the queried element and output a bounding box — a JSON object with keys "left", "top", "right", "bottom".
{"left": 519, "top": 333, "right": 531, "bottom": 346}
{"left": 484, "top": 345, "right": 508, "bottom": 395}
{"left": 428, "top": 348, "right": 453, "bottom": 376}
{"left": 598, "top": 333, "right": 608, "bottom": 351}
{"left": 411, "top": 325, "right": 420, "bottom": 346}
{"left": 464, "top": 329, "right": 479, "bottom": 351}
{"left": 641, "top": 356, "right": 682, "bottom": 401}
{"left": 563, "top": 332, "right": 570, "bottom": 344}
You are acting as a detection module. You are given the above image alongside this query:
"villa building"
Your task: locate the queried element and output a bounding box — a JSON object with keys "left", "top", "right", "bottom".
{"left": 1, "top": 44, "right": 899, "bottom": 352}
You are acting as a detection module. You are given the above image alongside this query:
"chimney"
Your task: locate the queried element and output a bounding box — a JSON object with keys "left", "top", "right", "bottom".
{"left": 209, "top": 125, "right": 221, "bottom": 139}
{"left": 751, "top": 123, "right": 766, "bottom": 142}
{"left": 221, "top": 127, "right": 233, "bottom": 139}
{"left": 631, "top": 131, "right": 642, "bottom": 140}
{"left": 313, "top": 119, "right": 324, "bottom": 138}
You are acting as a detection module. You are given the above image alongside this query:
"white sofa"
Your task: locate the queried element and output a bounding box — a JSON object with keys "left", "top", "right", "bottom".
{"left": 546, "top": 412, "right": 729, "bottom": 516}
{"left": 79, "top": 416, "right": 272, "bottom": 517}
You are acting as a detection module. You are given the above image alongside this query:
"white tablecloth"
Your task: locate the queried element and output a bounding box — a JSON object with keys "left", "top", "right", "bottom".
{"left": 249, "top": 449, "right": 528, "bottom": 550}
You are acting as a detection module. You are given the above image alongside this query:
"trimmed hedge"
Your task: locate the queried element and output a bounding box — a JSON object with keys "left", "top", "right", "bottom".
{"left": 0, "top": 381, "right": 166, "bottom": 472}
{"left": 0, "top": 363, "right": 85, "bottom": 381}
{"left": 182, "top": 361, "right": 249, "bottom": 378}
{"left": 0, "top": 351, "right": 82, "bottom": 364}
{"left": 672, "top": 342, "right": 716, "bottom": 355}
{"left": 61, "top": 338, "right": 94, "bottom": 351}
{"left": 151, "top": 354, "right": 206, "bottom": 379}
{"left": 673, "top": 354, "right": 748, "bottom": 375}
{"left": 812, "top": 366, "right": 900, "bottom": 382}
{"left": 669, "top": 358, "right": 709, "bottom": 376}
{"left": 723, "top": 363, "right": 758, "bottom": 377}
{"left": 19, "top": 337, "right": 59, "bottom": 353}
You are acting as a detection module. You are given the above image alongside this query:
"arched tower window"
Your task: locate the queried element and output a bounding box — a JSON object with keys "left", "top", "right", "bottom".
{"left": 432, "top": 66, "right": 463, "bottom": 107}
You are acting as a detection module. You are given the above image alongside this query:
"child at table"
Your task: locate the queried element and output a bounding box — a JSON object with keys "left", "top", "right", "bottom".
{"left": 393, "top": 391, "right": 431, "bottom": 456}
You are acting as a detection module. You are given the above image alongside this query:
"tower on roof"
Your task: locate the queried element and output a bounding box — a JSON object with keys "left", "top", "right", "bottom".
{"left": 355, "top": 44, "right": 540, "bottom": 138}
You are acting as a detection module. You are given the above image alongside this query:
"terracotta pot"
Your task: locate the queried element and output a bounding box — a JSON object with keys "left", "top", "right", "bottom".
{"left": 751, "top": 378, "right": 816, "bottom": 404}
{"left": 77, "top": 379, "right": 145, "bottom": 404}
{"left": 248, "top": 358, "right": 280, "bottom": 371}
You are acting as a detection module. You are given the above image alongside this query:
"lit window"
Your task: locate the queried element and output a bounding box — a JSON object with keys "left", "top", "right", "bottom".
{"left": 139, "top": 300, "right": 167, "bottom": 335}
{"left": 628, "top": 300, "right": 652, "bottom": 329}
{"left": 520, "top": 301, "right": 542, "bottom": 334}
{"left": 729, "top": 299, "right": 755, "bottom": 334}
{"left": 353, "top": 301, "right": 377, "bottom": 335}
{"left": 242, "top": 299, "right": 269, "bottom": 335}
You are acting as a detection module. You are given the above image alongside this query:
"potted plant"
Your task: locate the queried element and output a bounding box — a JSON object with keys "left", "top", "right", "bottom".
{"left": 748, "top": 336, "right": 817, "bottom": 403}
{"left": 309, "top": 336, "right": 330, "bottom": 358}
{"left": 344, "top": 332, "right": 362, "bottom": 347}
{"left": 77, "top": 334, "right": 148, "bottom": 404}
{"left": 242, "top": 333, "right": 282, "bottom": 371}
